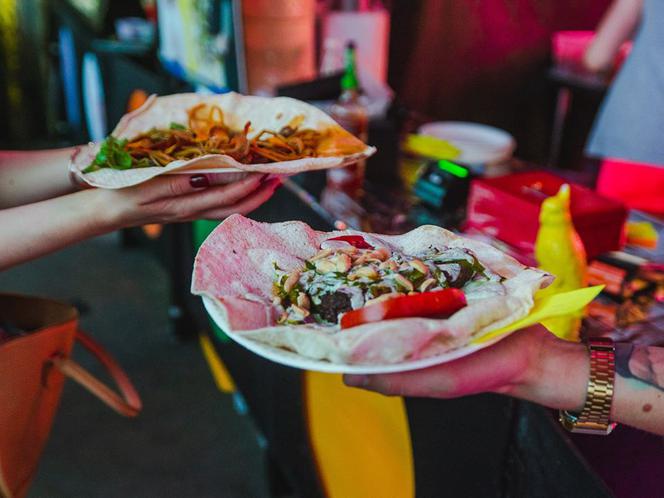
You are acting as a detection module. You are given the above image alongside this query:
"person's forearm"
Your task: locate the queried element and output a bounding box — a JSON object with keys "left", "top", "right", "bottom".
{"left": 612, "top": 374, "right": 664, "bottom": 435}
{"left": 0, "top": 147, "right": 78, "bottom": 208}
{"left": 612, "top": 343, "right": 664, "bottom": 434}
{"left": 521, "top": 337, "right": 664, "bottom": 435}
{"left": 584, "top": 0, "right": 642, "bottom": 73}
{"left": 0, "top": 189, "right": 116, "bottom": 270}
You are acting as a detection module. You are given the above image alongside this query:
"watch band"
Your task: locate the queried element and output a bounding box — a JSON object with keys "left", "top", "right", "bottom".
{"left": 559, "top": 337, "right": 617, "bottom": 435}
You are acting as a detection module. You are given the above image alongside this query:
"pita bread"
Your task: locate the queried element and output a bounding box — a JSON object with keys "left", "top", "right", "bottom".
{"left": 191, "top": 215, "right": 553, "bottom": 365}
{"left": 70, "top": 93, "right": 376, "bottom": 189}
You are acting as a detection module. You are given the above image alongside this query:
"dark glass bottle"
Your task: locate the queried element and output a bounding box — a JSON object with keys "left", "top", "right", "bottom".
{"left": 327, "top": 41, "right": 369, "bottom": 198}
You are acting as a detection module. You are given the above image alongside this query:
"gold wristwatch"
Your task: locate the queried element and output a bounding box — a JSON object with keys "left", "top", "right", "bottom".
{"left": 559, "top": 337, "right": 617, "bottom": 435}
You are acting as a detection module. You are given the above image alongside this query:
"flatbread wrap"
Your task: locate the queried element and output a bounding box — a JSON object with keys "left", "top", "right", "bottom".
{"left": 70, "top": 92, "right": 376, "bottom": 189}
{"left": 191, "top": 215, "right": 553, "bottom": 366}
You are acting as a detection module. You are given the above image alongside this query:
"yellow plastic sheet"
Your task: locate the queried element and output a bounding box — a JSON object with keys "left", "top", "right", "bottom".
{"left": 471, "top": 285, "right": 604, "bottom": 346}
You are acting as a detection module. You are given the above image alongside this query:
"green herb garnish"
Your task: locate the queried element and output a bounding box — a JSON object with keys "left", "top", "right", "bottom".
{"left": 84, "top": 136, "right": 133, "bottom": 173}
{"left": 405, "top": 269, "right": 425, "bottom": 284}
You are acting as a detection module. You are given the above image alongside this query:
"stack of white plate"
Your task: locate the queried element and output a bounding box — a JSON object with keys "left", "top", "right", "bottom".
{"left": 418, "top": 121, "right": 516, "bottom": 173}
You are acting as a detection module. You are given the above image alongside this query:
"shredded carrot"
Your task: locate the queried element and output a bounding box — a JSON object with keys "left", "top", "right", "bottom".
{"left": 109, "top": 106, "right": 362, "bottom": 168}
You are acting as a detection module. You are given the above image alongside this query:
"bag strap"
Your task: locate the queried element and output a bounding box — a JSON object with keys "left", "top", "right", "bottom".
{"left": 49, "top": 330, "right": 142, "bottom": 417}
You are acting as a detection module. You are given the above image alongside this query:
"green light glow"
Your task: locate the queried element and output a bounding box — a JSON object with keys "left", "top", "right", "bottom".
{"left": 437, "top": 160, "right": 469, "bottom": 178}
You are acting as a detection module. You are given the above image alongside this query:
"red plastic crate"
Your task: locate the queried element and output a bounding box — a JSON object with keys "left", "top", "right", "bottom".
{"left": 465, "top": 171, "right": 628, "bottom": 261}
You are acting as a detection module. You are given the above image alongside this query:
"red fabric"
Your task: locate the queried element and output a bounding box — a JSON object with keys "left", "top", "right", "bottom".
{"left": 596, "top": 159, "right": 664, "bottom": 214}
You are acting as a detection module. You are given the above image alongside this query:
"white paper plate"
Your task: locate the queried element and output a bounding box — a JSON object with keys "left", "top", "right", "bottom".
{"left": 202, "top": 296, "right": 508, "bottom": 374}
{"left": 418, "top": 121, "right": 516, "bottom": 168}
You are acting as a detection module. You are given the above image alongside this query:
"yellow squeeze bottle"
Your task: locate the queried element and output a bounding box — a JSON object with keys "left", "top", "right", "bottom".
{"left": 535, "top": 184, "right": 587, "bottom": 341}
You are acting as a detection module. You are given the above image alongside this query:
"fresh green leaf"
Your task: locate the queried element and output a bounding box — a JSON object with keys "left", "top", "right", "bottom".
{"left": 114, "top": 149, "right": 133, "bottom": 170}
{"left": 94, "top": 148, "right": 108, "bottom": 165}
{"left": 88, "top": 136, "right": 134, "bottom": 171}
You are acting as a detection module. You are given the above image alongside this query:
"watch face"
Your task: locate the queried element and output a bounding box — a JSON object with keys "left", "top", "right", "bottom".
{"left": 559, "top": 411, "right": 577, "bottom": 431}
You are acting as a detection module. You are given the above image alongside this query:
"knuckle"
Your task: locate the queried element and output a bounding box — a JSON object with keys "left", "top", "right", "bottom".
{"left": 156, "top": 200, "right": 181, "bottom": 221}
{"left": 433, "top": 380, "right": 455, "bottom": 398}
{"left": 168, "top": 178, "right": 188, "bottom": 197}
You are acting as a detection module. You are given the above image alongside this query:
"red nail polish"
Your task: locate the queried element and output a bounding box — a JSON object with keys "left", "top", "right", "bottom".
{"left": 190, "top": 175, "right": 209, "bottom": 189}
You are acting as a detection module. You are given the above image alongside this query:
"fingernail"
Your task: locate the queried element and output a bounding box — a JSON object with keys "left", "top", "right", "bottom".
{"left": 190, "top": 175, "right": 209, "bottom": 189}
{"left": 344, "top": 374, "right": 368, "bottom": 387}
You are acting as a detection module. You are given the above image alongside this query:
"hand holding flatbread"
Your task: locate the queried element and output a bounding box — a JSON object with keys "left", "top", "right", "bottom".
{"left": 70, "top": 93, "right": 376, "bottom": 189}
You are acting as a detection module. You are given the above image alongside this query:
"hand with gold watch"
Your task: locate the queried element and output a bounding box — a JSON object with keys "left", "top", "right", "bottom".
{"left": 559, "top": 337, "right": 617, "bottom": 435}
{"left": 345, "top": 325, "right": 664, "bottom": 436}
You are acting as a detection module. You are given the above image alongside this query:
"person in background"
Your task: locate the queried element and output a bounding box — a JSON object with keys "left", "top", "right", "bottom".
{"left": 583, "top": 0, "right": 664, "bottom": 213}
{"left": 0, "top": 147, "right": 280, "bottom": 270}
{"left": 345, "top": 324, "right": 664, "bottom": 436}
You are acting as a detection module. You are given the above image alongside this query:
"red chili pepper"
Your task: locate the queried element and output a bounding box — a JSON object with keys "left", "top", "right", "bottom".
{"left": 340, "top": 288, "right": 467, "bottom": 329}
{"left": 326, "top": 235, "right": 374, "bottom": 249}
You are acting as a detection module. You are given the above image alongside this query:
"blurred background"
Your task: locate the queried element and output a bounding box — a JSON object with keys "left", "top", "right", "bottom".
{"left": 0, "top": 0, "right": 612, "bottom": 170}
{"left": 4, "top": 2, "right": 663, "bottom": 498}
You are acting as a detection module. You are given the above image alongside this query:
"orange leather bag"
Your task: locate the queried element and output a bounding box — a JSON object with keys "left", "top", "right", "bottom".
{"left": 0, "top": 294, "right": 142, "bottom": 498}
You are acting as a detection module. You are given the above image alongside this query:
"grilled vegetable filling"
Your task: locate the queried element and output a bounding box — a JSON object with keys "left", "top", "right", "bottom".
{"left": 273, "top": 241, "right": 504, "bottom": 326}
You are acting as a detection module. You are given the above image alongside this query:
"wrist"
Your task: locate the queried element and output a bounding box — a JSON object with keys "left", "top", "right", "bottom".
{"left": 519, "top": 332, "right": 589, "bottom": 411}
{"left": 77, "top": 188, "right": 127, "bottom": 234}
